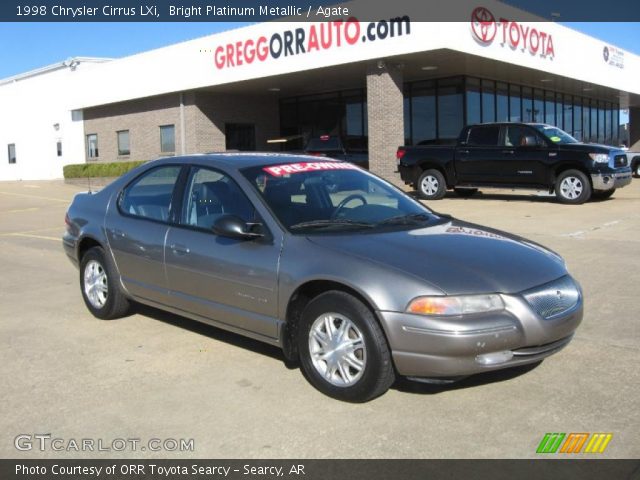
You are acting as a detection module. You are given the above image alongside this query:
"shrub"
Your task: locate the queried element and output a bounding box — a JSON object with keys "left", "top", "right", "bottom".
{"left": 63, "top": 161, "right": 147, "bottom": 179}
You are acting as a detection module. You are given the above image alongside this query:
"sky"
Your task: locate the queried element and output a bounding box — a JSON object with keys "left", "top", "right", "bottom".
{"left": 0, "top": 22, "right": 638, "bottom": 80}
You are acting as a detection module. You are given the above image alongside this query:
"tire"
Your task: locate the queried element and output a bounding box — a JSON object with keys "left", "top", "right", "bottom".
{"left": 298, "top": 291, "right": 395, "bottom": 402}
{"left": 80, "top": 246, "right": 130, "bottom": 320}
{"left": 416, "top": 169, "right": 446, "bottom": 200}
{"left": 592, "top": 189, "right": 615, "bottom": 200}
{"left": 555, "top": 170, "right": 592, "bottom": 205}
{"left": 454, "top": 187, "right": 478, "bottom": 198}
{"left": 633, "top": 158, "right": 640, "bottom": 178}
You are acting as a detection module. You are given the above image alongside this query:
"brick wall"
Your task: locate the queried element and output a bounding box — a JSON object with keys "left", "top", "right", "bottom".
{"left": 83, "top": 93, "right": 185, "bottom": 163}
{"left": 366, "top": 62, "right": 404, "bottom": 183}
{"left": 192, "top": 92, "right": 279, "bottom": 153}
{"left": 82, "top": 91, "right": 279, "bottom": 163}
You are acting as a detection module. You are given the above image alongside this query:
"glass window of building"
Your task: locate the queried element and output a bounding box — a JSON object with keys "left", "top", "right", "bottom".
{"left": 465, "top": 77, "right": 481, "bottom": 125}
{"left": 563, "top": 95, "right": 573, "bottom": 136}
{"left": 521, "top": 87, "right": 533, "bottom": 122}
{"left": 403, "top": 95, "right": 411, "bottom": 145}
{"left": 117, "top": 130, "right": 130, "bottom": 156}
{"left": 582, "top": 98, "right": 591, "bottom": 141}
{"left": 56, "top": 141, "right": 62, "bottom": 157}
{"left": 496, "top": 82, "right": 509, "bottom": 122}
{"left": 481, "top": 79, "right": 496, "bottom": 123}
{"left": 533, "top": 89, "right": 544, "bottom": 123}
{"left": 544, "top": 91, "right": 555, "bottom": 125}
{"left": 437, "top": 78, "right": 464, "bottom": 140}
{"left": 573, "top": 99, "right": 583, "bottom": 141}
{"left": 590, "top": 101, "right": 598, "bottom": 142}
{"left": 555, "top": 93, "right": 564, "bottom": 130}
{"left": 509, "top": 85, "right": 521, "bottom": 122}
{"left": 160, "top": 125, "right": 175, "bottom": 153}
{"left": 412, "top": 80, "right": 436, "bottom": 144}
{"left": 7, "top": 143, "right": 16, "bottom": 164}
{"left": 598, "top": 104, "right": 606, "bottom": 144}
{"left": 86, "top": 134, "right": 98, "bottom": 158}
{"left": 343, "top": 92, "right": 366, "bottom": 150}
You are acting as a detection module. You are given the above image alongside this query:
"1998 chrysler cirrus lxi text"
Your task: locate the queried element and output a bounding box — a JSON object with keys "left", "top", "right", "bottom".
{"left": 63, "top": 154, "right": 583, "bottom": 402}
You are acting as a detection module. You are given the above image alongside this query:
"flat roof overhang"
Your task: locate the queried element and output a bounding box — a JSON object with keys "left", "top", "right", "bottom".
{"left": 196, "top": 49, "right": 639, "bottom": 107}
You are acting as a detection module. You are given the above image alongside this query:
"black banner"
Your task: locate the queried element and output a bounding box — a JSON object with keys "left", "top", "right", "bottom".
{"left": 2, "top": 460, "right": 640, "bottom": 480}
{"left": 1, "top": 0, "right": 640, "bottom": 22}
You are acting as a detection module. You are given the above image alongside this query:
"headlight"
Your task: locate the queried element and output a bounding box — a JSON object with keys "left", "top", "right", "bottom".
{"left": 406, "top": 294, "right": 504, "bottom": 316}
{"left": 589, "top": 153, "right": 609, "bottom": 164}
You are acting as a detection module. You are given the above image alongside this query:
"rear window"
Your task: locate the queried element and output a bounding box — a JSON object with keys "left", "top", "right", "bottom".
{"left": 466, "top": 126, "right": 500, "bottom": 146}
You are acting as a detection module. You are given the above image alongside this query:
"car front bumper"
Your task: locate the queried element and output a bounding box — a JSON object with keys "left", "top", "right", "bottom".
{"left": 378, "top": 291, "right": 582, "bottom": 379}
{"left": 591, "top": 170, "right": 632, "bottom": 191}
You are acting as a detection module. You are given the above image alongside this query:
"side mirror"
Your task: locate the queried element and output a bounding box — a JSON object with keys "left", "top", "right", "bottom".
{"left": 212, "top": 215, "right": 264, "bottom": 240}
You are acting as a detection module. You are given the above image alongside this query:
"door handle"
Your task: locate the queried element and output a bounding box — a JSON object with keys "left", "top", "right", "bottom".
{"left": 502, "top": 150, "right": 515, "bottom": 154}
{"left": 170, "top": 244, "right": 190, "bottom": 255}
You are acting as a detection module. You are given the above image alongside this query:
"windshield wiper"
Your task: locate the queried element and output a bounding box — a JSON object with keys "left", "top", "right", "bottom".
{"left": 376, "top": 213, "right": 432, "bottom": 226}
{"left": 289, "top": 219, "right": 375, "bottom": 231}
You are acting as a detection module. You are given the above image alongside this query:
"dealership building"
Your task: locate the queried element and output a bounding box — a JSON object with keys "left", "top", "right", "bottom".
{"left": 1, "top": 0, "right": 640, "bottom": 182}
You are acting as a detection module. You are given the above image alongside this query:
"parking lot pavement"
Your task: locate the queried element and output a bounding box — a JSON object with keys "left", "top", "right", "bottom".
{"left": 0, "top": 179, "right": 638, "bottom": 459}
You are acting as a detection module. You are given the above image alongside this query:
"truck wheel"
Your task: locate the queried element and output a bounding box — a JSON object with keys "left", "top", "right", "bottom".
{"left": 633, "top": 158, "right": 640, "bottom": 178}
{"left": 454, "top": 187, "right": 478, "bottom": 198}
{"left": 591, "top": 189, "right": 615, "bottom": 200}
{"left": 80, "top": 247, "right": 131, "bottom": 320}
{"left": 416, "top": 169, "right": 446, "bottom": 200}
{"left": 298, "top": 291, "right": 395, "bottom": 402}
{"left": 555, "top": 170, "right": 592, "bottom": 205}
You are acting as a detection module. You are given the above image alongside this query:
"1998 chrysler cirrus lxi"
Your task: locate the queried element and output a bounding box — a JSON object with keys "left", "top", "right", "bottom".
{"left": 63, "top": 154, "right": 583, "bottom": 402}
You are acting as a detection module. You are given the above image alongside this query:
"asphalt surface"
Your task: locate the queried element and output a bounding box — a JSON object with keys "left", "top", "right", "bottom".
{"left": 0, "top": 179, "right": 638, "bottom": 459}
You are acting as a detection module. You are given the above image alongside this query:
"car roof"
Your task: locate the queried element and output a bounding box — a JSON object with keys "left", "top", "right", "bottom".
{"left": 148, "top": 152, "right": 334, "bottom": 171}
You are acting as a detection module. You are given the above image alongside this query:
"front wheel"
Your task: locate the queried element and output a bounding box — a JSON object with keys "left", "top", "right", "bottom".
{"left": 633, "top": 158, "right": 640, "bottom": 178}
{"left": 591, "top": 189, "right": 615, "bottom": 200}
{"left": 80, "top": 246, "right": 130, "bottom": 320}
{"left": 416, "top": 169, "right": 446, "bottom": 200}
{"left": 555, "top": 170, "right": 592, "bottom": 204}
{"left": 298, "top": 291, "right": 395, "bottom": 402}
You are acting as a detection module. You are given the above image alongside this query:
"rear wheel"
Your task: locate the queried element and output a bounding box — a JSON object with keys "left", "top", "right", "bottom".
{"left": 80, "top": 247, "right": 130, "bottom": 320}
{"left": 416, "top": 169, "right": 446, "bottom": 200}
{"left": 298, "top": 291, "right": 395, "bottom": 402}
{"left": 454, "top": 187, "right": 478, "bottom": 198}
{"left": 592, "top": 189, "right": 615, "bottom": 200}
{"left": 555, "top": 170, "right": 592, "bottom": 204}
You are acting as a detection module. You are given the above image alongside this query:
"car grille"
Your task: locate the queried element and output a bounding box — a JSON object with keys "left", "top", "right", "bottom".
{"left": 614, "top": 155, "right": 628, "bottom": 168}
{"left": 521, "top": 276, "right": 580, "bottom": 320}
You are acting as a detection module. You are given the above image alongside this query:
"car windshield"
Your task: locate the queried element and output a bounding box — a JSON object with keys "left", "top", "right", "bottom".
{"left": 532, "top": 125, "right": 579, "bottom": 144}
{"left": 241, "top": 161, "right": 437, "bottom": 234}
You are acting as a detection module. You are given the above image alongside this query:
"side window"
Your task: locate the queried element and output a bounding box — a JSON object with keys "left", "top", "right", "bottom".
{"left": 467, "top": 126, "right": 500, "bottom": 146}
{"left": 119, "top": 166, "right": 182, "bottom": 222}
{"left": 504, "top": 126, "right": 544, "bottom": 147}
{"left": 182, "top": 167, "right": 256, "bottom": 230}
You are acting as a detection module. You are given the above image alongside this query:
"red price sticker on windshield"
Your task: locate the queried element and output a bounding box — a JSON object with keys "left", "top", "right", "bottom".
{"left": 263, "top": 162, "right": 359, "bottom": 177}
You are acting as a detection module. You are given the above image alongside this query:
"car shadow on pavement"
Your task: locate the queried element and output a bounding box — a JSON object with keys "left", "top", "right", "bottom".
{"left": 133, "top": 303, "right": 297, "bottom": 368}
{"left": 407, "top": 190, "right": 558, "bottom": 204}
{"left": 392, "top": 361, "right": 542, "bottom": 395}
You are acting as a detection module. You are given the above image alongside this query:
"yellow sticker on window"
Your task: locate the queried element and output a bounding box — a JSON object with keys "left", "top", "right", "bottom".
{"left": 550, "top": 136, "right": 561, "bottom": 142}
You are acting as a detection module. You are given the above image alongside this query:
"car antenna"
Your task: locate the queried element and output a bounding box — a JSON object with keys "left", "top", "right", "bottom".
{"left": 87, "top": 172, "right": 92, "bottom": 194}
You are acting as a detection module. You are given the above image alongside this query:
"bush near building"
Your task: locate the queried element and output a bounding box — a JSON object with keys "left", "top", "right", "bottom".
{"left": 63, "top": 161, "right": 146, "bottom": 179}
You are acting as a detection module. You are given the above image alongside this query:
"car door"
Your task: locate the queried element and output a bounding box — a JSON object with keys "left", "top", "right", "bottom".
{"left": 105, "top": 164, "right": 184, "bottom": 304}
{"left": 455, "top": 125, "right": 504, "bottom": 184}
{"left": 164, "top": 166, "right": 282, "bottom": 339}
{"left": 502, "top": 124, "right": 552, "bottom": 185}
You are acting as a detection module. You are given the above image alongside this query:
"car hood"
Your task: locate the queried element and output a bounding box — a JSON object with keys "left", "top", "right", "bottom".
{"left": 559, "top": 143, "right": 624, "bottom": 155}
{"left": 306, "top": 219, "right": 568, "bottom": 295}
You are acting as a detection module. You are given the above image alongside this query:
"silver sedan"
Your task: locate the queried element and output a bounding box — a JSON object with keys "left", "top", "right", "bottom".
{"left": 63, "top": 154, "right": 582, "bottom": 402}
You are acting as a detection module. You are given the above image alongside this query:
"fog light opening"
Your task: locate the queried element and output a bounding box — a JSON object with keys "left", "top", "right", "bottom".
{"left": 475, "top": 351, "right": 514, "bottom": 366}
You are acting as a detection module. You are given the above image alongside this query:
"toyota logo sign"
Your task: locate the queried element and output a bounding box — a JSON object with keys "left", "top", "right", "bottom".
{"left": 471, "top": 7, "right": 497, "bottom": 43}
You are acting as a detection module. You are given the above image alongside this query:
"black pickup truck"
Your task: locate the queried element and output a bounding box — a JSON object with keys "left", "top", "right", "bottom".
{"left": 397, "top": 123, "right": 632, "bottom": 204}
{"left": 305, "top": 135, "right": 369, "bottom": 169}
